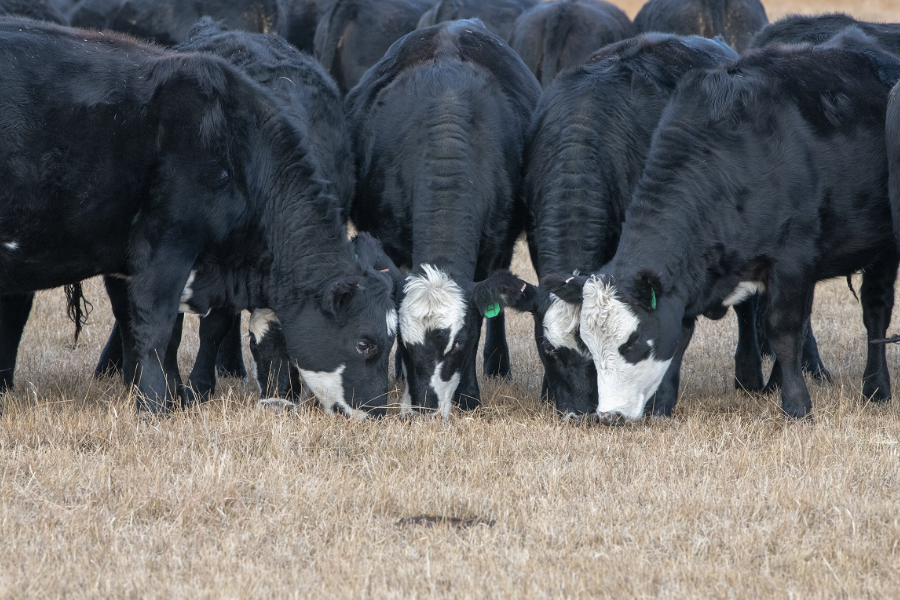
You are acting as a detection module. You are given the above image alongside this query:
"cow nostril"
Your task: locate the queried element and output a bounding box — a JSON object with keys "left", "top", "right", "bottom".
{"left": 598, "top": 411, "right": 626, "bottom": 427}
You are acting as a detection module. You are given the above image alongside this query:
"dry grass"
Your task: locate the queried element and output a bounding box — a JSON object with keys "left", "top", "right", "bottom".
{"left": 3, "top": 2, "right": 900, "bottom": 598}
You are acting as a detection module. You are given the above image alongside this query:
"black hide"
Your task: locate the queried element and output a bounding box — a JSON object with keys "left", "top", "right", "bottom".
{"left": 417, "top": 0, "right": 537, "bottom": 42}
{"left": 749, "top": 13, "right": 900, "bottom": 57}
{"left": 634, "top": 0, "right": 768, "bottom": 52}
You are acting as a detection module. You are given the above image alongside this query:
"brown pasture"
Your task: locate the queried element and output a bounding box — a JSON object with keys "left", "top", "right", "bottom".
{"left": 2, "top": 1, "right": 900, "bottom": 598}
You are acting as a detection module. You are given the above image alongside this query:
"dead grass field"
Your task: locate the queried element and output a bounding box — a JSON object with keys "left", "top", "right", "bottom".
{"left": 3, "top": 1, "right": 900, "bottom": 598}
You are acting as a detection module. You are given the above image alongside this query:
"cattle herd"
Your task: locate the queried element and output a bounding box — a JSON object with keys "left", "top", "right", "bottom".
{"left": 2, "top": 0, "right": 900, "bottom": 425}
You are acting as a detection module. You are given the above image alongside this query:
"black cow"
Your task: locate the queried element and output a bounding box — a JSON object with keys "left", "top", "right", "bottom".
{"left": 109, "top": 0, "right": 281, "bottom": 45}
{"left": 634, "top": 0, "right": 767, "bottom": 52}
{"left": 276, "top": 0, "right": 337, "bottom": 54}
{"left": 547, "top": 43, "right": 900, "bottom": 423}
{"left": 515, "top": 34, "right": 738, "bottom": 419}
{"left": 749, "top": 13, "right": 900, "bottom": 56}
{"left": 101, "top": 18, "right": 357, "bottom": 404}
{"left": 346, "top": 19, "right": 540, "bottom": 417}
{"left": 417, "top": 0, "right": 536, "bottom": 41}
{"left": 0, "top": 18, "right": 397, "bottom": 416}
{"left": 69, "top": 0, "right": 120, "bottom": 29}
{"left": 314, "top": 0, "right": 435, "bottom": 94}
{"left": 508, "top": 0, "right": 635, "bottom": 88}
{"left": 0, "top": 0, "right": 68, "bottom": 23}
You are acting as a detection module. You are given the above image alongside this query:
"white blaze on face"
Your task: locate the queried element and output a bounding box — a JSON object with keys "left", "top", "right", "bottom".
{"left": 297, "top": 363, "right": 367, "bottom": 420}
{"left": 543, "top": 294, "right": 588, "bottom": 356}
{"left": 579, "top": 277, "right": 672, "bottom": 421}
{"left": 722, "top": 281, "right": 766, "bottom": 306}
{"left": 399, "top": 264, "right": 467, "bottom": 412}
{"left": 179, "top": 270, "right": 197, "bottom": 313}
{"left": 430, "top": 361, "right": 461, "bottom": 419}
{"left": 3, "top": 241, "right": 18, "bottom": 251}
{"left": 249, "top": 308, "right": 280, "bottom": 341}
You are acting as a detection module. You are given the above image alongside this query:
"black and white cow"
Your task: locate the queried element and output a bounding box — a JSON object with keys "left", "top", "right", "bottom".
{"left": 547, "top": 43, "right": 900, "bottom": 422}
{"left": 508, "top": 0, "right": 635, "bottom": 88}
{"left": 346, "top": 19, "right": 540, "bottom": 417}
{"left": 314, "top": 0, "right": 435, "bottom": 94}
{"left": 416, "top": 0, "right": 536, "bottom": 42}
{"left": 634, "top": 0, "right": 768, "bottom": 52}
{"left": 110, "top": 0, "right": 281, "bottom": 45}
{"left": 276, "top": 0, "right": 337, "bottom": 54}
{"left": 517, "top": 34, "right": 738, "bottom": 419}
{"left": 749, "top": 13, "right": 900, "bottom": 56}
{"left": 0, "top": 0, "right": 68, "bottom": 23}
{"left": 0, "top": 17, "right": 397, "bottom": 416}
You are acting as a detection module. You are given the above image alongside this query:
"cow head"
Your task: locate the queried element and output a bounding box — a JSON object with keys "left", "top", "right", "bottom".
{"left": 545, "top": 271, "right": 685, "bottom": 423}
{"left": 271, "top": 234, "right": 400, "bottom": 419}
{"left": 509, "top": 281, "right": 598, "bottom": 419}
{"left": 397, "top": 266, "right": 527, "bottom": 418}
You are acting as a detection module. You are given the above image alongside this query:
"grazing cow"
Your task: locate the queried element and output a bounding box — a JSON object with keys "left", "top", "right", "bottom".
{"left": 417, "top": 0, "right": 537, "bottom": 41}
{"left": 0, "top": 0, "right": 68, "bottom": 23}
{"left": 516, "top": 34, "right": 738, "bottom": 419}
{"left": 346, "top": 19, "right": 540, "bottom": 417}
{"left": 508, "top": 0, "right": 636, "bottom": 88}
{"left": 749, "top": 13, "right": 900, "bottom": 56}
{"left": 110, "top": 0, "right": 281, "bottom": 45}
{"left": 276, "top": 0, "right": 337, "bottom": 54}
{"left": 546, "top": 43, "right": 900, "bottom": 423}
{"left": 314, "top": 0, "right": 435, "bottom": 94}
{"left": 0, "top": 18, "right": 397, "bottom": 416}
{"left": 634, "top": 0, "right": 768, "bottom": 52}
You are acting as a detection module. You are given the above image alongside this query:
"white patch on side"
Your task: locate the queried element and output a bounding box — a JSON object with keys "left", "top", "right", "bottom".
{"left": 399, "top": 265, "right": 467, "bottom": 347}
{"left": 430, "top": 361, "right": 461, "bottom": 420}
{"left": 386, "top": 309, "right": 398, "bottom": 338}
{"left": 249, "top": 308, "right": 279, "bottom": 341}
{"left": 579, "top": 277, "right": 672, "bottom": 421}
{"left": 722, "top": 281, "right": 766, "bottom": 307}
{"left": 3, "top": 241, "right": 18, "bottom": 251}
{"left": 179, "top": 270, "right": 197, "bottom": 313}
{"left": 543, "top": 294, "right": 588, "bottom": 355}
{"left": 298, "top": 363, "right": 345, "bottom": 411}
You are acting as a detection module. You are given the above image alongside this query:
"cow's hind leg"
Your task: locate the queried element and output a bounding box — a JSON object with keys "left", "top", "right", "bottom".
{"left": 249, "top": 309, "right": 304, "bottom": 401}
{"left": 95, "top": 321, "right": 124, "bottom": 378}
{"left": 0, "top": 293, "right": 35, "bottom": 393}
{"left": 765, "top": 280, "right": 814, "bottom": 419}
{"left": 860, "top": 250, "right": 897, "bottom": 402}
{"left": 733, "top": 295, "right": 764, "bottom": 392}
{"left": 215, "top": 313, "right": 246, "bottom": 379}
{"left": 483, "top": 311, "right": 510, "bottom": 378}
{"left": 184, "top": 308, "right": 233, "bottom": 406}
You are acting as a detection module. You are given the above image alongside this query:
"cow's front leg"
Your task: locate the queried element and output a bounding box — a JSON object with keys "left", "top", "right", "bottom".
{"left": 454, "top": 352, "right": 481, "bottom": 411}
{"left": 860, "top": 250, "right": 897, "bottom": 401}
{"left": 766, "top": 281, "right": 814, "bottom": 419}
{"left": 483, "top": 311, "right": 510, "bottom": 378}
{"left": 184, "top": 308, "right": 233, "bottom": 405}
{"left": 646, "top": 317, "right": 695, "bottom": 417}
{"left": 215, "top": 313, "right": 246, "bottom": 379}
{"left": 0, "top": 293, "right": 34, "bottom": 393}
{"left": 733, "top": 295, "right": 764, "bottom": 392}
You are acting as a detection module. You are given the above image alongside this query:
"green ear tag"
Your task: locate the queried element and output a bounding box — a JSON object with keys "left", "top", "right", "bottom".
{"left": 651, "top": 287, "right": 657, "bottom": 310}
{"left": 354, "top": 254, "right": 358, "bottom": 260}
{"left": 484, "top": 302, "right": 501, "bottom": 318}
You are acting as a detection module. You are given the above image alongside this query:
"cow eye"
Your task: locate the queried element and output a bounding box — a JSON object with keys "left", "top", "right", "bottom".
{"left": 356, "top": 339, "right": 377, "bottom": 358}
{"left": 542, "top": 342, "right": 557, "bottom": 358}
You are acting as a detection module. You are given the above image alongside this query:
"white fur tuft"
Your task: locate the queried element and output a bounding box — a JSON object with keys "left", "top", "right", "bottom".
{"left": 399, "top": 264, "right": 467, "bottom": 346}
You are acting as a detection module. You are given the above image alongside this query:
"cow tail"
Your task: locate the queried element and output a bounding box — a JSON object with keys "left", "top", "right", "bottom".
{"left": 64, "top": 283, "right": 93, "bottom": 347}
{"left": 314, "top": 0, "right": 356, "bottom": 89}
{"left": 887, "top": 83, "right": 900, "bottom": 256}
{"left": 540, "top": 6, "right": 571, "bottom": 88}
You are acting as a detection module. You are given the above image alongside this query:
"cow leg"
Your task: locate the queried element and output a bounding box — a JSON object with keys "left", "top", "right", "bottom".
{"left": 454, "top": 316, "right": 482, "bottom": 411}
{"left": 733, "top": 295, "right": 764, "bottom": 392}
{"left": 249, "top": 309, "right": 303, "bottom": 401}
{"left": 765, "top": 282, "right": 813, "bottom": 419}
{"left": 184, "top": 308, "right": 233, "bottom": 405}
{"left": 860, "top": 250, "right": 897, "bottom": 402}
{"left": 800, "top": 319, "right": 830, "bottom": 381}
{"left": 103, "top": 277, "right": 139, "bottom": 385}
{"left": 645, "top": 317, "right": 696, "bottom": 417}
{"left": 483, "top": 311, "right": 510, "bottom": 378}
{"left": 215, "top": 313, "right": 246, "bottom": 379}
{"left": 0, "top": 293, "right": 35, "bottom": 392}
{"left": 95, "top": 321, "right": 124, "bottom": 378}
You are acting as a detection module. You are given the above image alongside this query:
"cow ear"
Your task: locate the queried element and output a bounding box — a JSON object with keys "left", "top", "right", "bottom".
{"left": 472, "top": 270, "right": 535, "bottom": 317}
{"left": 352, "top": 232, "right": 405, "bottom": 302}
{"left": 633, "top": 269, "right": 662, "bottom": 311}
{"left": 322, "top": 276, "right": 362, "bottom": 320}
{"left": 540, "top": 274, "right": 588, "bottom": 306}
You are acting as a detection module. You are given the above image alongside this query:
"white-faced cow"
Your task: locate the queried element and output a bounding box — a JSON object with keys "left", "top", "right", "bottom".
{"left": 634, "top": 0, "right": 768, "bottom": 52}
{"left": 508, "top": 0, "right": 635, "bottom": 88}
{"left": 515, "top": 34, "right": 741, "bottom": 419}
{"left": 314, "top": 0, "right": 436, "bottom": 94}
{"left": 0, "top": 17, "right": 397, "bottom": 416}
{"left": 416, "top": 0, "right": 537, "bottom": 42}
{"left": 547, "top": 43, "right": 900, "bottom": 423}
{"left": 345, "top": 19, "right": 540, "bottom": 418}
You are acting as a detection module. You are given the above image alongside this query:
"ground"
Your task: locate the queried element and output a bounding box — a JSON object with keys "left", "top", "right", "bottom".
{"left": 2, "top": 1, "right": 899, "bottom": 598}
